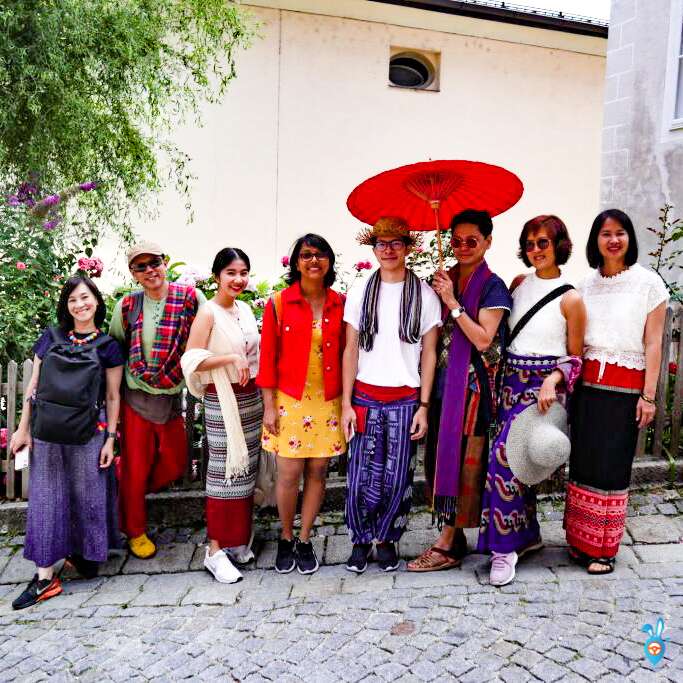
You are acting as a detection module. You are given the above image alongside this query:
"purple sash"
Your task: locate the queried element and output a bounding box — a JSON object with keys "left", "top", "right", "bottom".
{"left": 433, "top": 260, "right": 492, "bottom": 518}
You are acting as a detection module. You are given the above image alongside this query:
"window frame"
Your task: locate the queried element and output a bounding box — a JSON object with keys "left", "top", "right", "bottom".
{"left": 663, "top": 0, "right": 683, "bottom": 134}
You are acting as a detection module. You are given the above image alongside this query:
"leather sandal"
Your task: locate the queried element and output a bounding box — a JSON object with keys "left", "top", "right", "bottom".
{"left": 586, "top": 557, "right": 615, "bottom": 575}
{"left": 407, "top": 546, "right": 461, "bottom": 572}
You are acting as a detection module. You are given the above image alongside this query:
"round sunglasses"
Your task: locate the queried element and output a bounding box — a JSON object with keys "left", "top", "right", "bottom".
{"left": 130, "top": 256, "right": 164, "bottom": 273}
{"left": 452, "top": 236, "right": 481, "bottom": 249}
{"left": 525, "top": 238, "right": 551, "bottom": 252}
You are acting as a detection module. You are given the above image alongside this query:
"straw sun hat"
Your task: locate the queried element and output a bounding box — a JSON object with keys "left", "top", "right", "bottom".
{"left": 506, "top": 402, "right": 570, "bottom": 486}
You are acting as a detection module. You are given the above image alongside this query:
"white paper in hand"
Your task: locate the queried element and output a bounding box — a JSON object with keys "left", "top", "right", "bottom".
{"left": 15, "top": 447, "right": 29, "bottom": 470}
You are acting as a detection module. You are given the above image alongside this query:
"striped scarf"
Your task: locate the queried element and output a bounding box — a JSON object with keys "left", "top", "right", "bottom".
{"left": 122, "top": 283, "right": 199, "bottom": 390}
{"left": 358, "top": 269, "right": 422, "bottom": 352}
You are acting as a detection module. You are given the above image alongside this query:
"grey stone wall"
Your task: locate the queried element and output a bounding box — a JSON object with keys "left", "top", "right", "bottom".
{"left": 602, "top": 0, "right": 683, "bottom": 275}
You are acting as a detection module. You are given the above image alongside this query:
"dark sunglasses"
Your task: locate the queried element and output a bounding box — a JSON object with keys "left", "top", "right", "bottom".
{"left": 130, "top": 256, "right": 164, "bottom": 273}
{"left": 525, "top": 238, "right": 551, "bottom": 253}
{"left": 373, "top": 239, "right": 406, "bottom": 252}
{"left": 299, "top": 251, "right": 330, "bottom": 262}
{"left": 452, "top": 236, "right": 481, "bottom": 249}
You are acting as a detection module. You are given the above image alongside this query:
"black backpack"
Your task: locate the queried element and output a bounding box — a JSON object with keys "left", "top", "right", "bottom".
{"left": 31, "top": 328, "right": 112, "bottom": 445}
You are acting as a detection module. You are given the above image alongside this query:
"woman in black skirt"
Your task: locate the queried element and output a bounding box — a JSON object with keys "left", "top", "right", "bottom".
{"left": 564, "top": 210, "right": 668, "bottom": 574}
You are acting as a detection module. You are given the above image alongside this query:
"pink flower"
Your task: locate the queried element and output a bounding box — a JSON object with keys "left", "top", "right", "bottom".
{"left": 43, "top": 194, "right": 60, "bottom": 207}
{"left": 414, "top": 246, "right": 424, "bottom": 254}
{"left": 281, "top": 256, "right": 290, "bottom": 267}
{"left": 670, "top": 362, "right": 678, "bottom": 375}
{"left": 78, "top": 256, "right": 104, "bottom": 278}
{"left": 0, "top": 428, "right": 7, "bottom": 450}
{"left": 16, "top": 261, "right": 27, "bottom": 270}
{"left": 79, "top": 181, "right": 97, "bottom": 192}
{"left": 43, "top": 217, "right": 61, "bottom": 230}
{"left": 7, "top": 195, "right": 20, "bottom": 207}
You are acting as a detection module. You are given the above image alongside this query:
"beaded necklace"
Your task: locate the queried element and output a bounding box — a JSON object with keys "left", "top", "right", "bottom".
{"left": 68, "top": 328, "right": 102, "bottom": 345}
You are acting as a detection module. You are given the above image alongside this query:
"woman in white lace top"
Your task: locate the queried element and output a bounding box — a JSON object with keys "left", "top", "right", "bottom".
{"left": 564, "top": 209, "right": 668, "bottom": 575}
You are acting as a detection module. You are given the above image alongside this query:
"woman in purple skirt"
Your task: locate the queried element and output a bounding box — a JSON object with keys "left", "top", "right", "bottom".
{"left": 477, "top": 216, "right": 585, "bottom": 586}
{"left": 9, "top": 275, "right": 124, "bottom": 610}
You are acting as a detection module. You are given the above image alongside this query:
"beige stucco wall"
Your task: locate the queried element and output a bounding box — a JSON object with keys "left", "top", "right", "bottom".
{"left": 126, "top": 1, "right": 606, "bottom": 288}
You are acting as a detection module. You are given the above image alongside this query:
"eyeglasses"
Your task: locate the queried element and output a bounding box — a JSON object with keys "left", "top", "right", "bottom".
{"left": 299, "top": 252, "right": 330, "bottom": 262}
{"left": 373, "top": 239, "right": 405, "bottom": 252}
{"left": 130, "top": 256, "right": 164, "bottom": 273}
{"left": 452, "top": 237, "right": 481, "bottom": 249}
{"left": 525, "top": 238, "right": 551, "bottom": 253}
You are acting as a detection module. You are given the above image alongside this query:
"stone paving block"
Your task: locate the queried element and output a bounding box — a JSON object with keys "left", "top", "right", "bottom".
{"left": 538, "top": 521, "right": 567, "bottom": 547}
{"left": 255, "top": 541, "right": 277, "bottom": 569}
{"left": 397, "top": 530, "right": 435, "bottom": 559}
{"left": 634, "top": 543, "right": 683, "bottom": 563}
{"left": 181, "top": 573, "right": 242, "bottom": 606}
{"left": 129, "top": 572, "right": 196, "bottom": 606}
{"left": 324, "top": 534, "right": 352, "bottom": 565}
{"left": 342, "top": 573, "right": 394, "bottom": 594}
{"left": 627, "top": 516, "right": 681, "bottom": 544}
{"left": 0, "top": 549, "right": 35, "bottom": 584}
{"left": 121, "top": 542, "right": 194, "bottom": 575}
{"left": 633, "top": 562, "right": 683, "bottom": 579}
{"left": 290, "top": 577, "right": 342, "bottom": 599}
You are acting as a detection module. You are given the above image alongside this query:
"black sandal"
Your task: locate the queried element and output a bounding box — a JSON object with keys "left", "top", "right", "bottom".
{"left": 586, "top": 557, "right": 615, "bottom": 575}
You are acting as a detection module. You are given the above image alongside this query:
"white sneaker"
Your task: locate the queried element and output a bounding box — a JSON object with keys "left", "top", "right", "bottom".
{"left": 225, "top": 544, "right": 255, "bottom": 565}
{"left": 204, "top": 547, "right": 243, "bottom": 584}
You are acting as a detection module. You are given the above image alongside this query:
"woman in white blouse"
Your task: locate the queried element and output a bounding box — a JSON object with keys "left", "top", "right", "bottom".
{"left": 183, "top": 248, "right": 262, "bottom": 584}
{"left": 564, "top": 210, "right": 668, "bottom": 575}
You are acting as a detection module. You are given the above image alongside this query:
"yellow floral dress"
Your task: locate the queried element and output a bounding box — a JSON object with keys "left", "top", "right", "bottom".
{"left": 262, "top": 320, "right": 345, "bottom": 459}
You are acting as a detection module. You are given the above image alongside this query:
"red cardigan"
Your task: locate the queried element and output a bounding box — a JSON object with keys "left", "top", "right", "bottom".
{"left": 257, "top": 283, "right": 346, "bottom": 401}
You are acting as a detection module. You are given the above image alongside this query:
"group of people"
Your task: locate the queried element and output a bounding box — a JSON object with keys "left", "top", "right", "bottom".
{"left": 9, "top": 206, "right": 668, "bottom": 610}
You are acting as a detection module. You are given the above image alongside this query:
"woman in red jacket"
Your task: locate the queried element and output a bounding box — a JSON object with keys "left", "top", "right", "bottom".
{"left": 258, "top": 234, "right": 346, "bottom": 575}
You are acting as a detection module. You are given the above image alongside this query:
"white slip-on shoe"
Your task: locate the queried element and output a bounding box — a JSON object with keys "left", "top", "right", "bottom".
{"left": 204, "top": 547, "right": 243, "bottom": 584}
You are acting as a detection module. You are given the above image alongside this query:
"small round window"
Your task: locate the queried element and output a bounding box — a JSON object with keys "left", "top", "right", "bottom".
{"left": 389, "top": 52, "right": 435, "bottom": 89}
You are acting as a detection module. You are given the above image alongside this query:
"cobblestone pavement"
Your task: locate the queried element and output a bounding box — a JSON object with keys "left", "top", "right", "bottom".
{"left": 1, "top": 488, "right": 683, "bottom": 681}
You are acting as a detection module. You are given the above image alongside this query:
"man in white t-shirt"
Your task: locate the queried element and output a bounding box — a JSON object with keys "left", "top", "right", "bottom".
{"left": 341, "top": 217, "right": 441, "bottom": 573}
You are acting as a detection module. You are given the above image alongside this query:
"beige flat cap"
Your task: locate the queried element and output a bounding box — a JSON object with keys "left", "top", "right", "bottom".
{"left": 127, "top": 241, "right": 164, "bottom": 265}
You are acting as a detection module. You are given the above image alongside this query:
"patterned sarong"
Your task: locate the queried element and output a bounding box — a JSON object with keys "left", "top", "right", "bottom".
{"left": 204, "top": 382, "right": 262, "bottom": 547}
{"left": 477, "top": 353, "right": 568, "bottom": 554}
{"left": 564, "top": 482, "right": 628, "bottom": 558}
{"left": 346, "top": 382, "right": 418, "bottom": 544}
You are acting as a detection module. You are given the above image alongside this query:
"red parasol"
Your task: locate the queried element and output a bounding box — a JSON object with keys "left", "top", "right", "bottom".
{"left": 347, "top": 160, "right": 524, "bottom": 265}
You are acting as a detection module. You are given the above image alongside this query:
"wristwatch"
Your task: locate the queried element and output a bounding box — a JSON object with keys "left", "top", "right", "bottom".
{"left": 106, "top": 432, "right": 117, "bottom": 440}
{"left": 450, "top": 306, "right": 465, "bottom": 319}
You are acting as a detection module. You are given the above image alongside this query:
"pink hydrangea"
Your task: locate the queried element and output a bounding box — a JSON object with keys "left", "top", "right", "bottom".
{"left": 281, "top": 256, "right": 290, "bottom": 267}
{"left": 77, "top": 256, "right": 104, "bottom": 278}
{"left": 0, "top": 428, "right": 7, "bottom": 450}
{"left": 354, "top": 260, "right": 373, "bottom": 272}
{"left": 16, "top": 261, "right": 27, "bottom": 270}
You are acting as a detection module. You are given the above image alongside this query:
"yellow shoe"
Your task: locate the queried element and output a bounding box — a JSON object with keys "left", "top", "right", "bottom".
{"left": 129, "top": 533, "right": 156, "bottom": 559}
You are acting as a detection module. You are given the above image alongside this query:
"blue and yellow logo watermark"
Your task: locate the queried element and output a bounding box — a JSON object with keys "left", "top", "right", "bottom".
{"left": 641, "top": 617, "right": 668, "bottom": 667}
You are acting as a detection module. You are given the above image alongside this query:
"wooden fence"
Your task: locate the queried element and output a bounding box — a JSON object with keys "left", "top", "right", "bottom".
{"left": 2, "top": 303, "right": 682, "bottom": 501}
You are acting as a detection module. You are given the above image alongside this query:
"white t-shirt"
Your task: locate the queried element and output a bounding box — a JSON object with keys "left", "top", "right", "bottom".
{"left": 344, "top": 277, "right": 442, "bottom": 388}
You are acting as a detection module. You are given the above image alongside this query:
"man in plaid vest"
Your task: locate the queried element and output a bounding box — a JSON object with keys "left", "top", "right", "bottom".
{"left": 110, "top": 241, "right": 205, "bottom": 559}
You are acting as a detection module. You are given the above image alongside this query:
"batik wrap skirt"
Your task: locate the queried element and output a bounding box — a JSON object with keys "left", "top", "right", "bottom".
{"left": 564, "top": 361, "right": 641, "bottom": 559}
{"left": 477, "top": 353, "right": 569, "bottom": 554}
{"left": 204, "top": 382, "right": 262, "bottom": 547}
{"left": 346, "top": 382, "right": 418, "bottom": 545}
{"left": 24, "top": 411, "right": 121, "bottom": 568}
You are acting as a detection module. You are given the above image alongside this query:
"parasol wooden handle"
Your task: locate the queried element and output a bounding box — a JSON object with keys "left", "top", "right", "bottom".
{"left": 430, "top": 200, "right": 443, "bottom": 269}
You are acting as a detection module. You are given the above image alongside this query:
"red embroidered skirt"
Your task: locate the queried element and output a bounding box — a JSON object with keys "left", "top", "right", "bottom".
{"left": 564, "top": 361, "right": 641, "bottom": 559}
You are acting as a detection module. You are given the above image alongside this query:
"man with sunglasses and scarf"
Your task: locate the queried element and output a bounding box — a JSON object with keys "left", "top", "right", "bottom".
{"left": 341, "top": 217, "right": 441, "bottom": 573}
{"left": 110, "top": 242, "right": 205, "bottom": 559}
{"left": 407, "top": 209, "right": 512, "bottom": 572}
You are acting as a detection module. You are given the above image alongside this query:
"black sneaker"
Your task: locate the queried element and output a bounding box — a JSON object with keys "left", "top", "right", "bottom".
{"left": 376, "top": 542, "right": 400, "bottom": 572}
{"left": 275, "top": 538, "right": 296, "bottom": 574}
{"left": 294, "top": 538, "right": 319, "bottom": 575}
{"left": 66, "top": 554, "right": 99, "bottom": 580}
{"left": 12, "top": 574, "right": 63, "bottom": 610}
{"left": 345, "top": 543, "right": 373, "bottom": 574}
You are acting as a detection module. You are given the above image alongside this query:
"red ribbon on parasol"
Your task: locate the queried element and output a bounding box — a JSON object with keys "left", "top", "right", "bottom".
{"left": 347, "top": 160, "right": 524, "bottom": 266}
